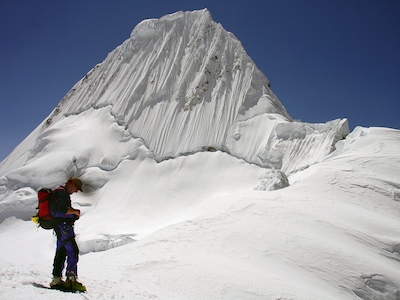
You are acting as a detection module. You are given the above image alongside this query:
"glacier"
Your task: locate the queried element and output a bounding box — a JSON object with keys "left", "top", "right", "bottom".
{"left": 0, "top": 9, "right": 399, "bottom": 300}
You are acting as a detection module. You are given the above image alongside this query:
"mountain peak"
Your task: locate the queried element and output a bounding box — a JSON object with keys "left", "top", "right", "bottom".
{"left": 131, "top": 8, "right": 212, "bottom": 37}
{"left": 0, "top": 9, "right": 348, "bottom": 189}
{"left": 41, "top": 9, "right": 293, "bottom": 160}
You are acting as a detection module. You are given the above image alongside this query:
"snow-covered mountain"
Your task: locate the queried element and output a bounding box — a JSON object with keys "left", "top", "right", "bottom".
{"left": 0, "top": 9, "right": 348, "bottom": 183}
{"left": 0, "top": 9, "right": 399, "bottom": 300}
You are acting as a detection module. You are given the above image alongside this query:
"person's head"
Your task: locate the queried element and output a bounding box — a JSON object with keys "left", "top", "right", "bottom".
{"left": 65, "top": 177, "right": 83, "bottom": 194}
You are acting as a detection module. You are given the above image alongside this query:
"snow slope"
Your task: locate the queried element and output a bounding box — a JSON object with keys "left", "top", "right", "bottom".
{"left": 0, "top": 126, "right": 399, "bottom": 300}
{"left": 0, "top": 9, "right": 399, "bottom": 300}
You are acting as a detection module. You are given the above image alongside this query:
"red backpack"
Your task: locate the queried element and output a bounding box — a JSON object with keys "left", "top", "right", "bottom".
{"left": 34, "top": 188, "right": 54, "bottom": 229}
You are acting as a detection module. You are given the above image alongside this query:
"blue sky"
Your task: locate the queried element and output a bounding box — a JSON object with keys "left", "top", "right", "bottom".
{"left": 1, "top": 0, "right": 399, "bottom": 161}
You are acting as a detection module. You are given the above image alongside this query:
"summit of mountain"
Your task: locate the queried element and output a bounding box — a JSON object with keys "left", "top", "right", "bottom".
{"left": 0, "top": 9, "right": 348, "bottom": 184}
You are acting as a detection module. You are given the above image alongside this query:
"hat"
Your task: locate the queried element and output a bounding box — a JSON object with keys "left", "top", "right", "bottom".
{"left": 69, "top": 177, "right": 83, "bottom": 191}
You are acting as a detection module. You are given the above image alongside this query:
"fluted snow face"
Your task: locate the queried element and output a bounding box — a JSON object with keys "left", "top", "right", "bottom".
{"left": 45, "top": 9, "right": 291, "bottom": 160}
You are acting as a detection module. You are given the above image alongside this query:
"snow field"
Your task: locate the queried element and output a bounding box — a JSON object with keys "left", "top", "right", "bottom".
{"left": 1, "top": 127, "right": 400, "bottom": 299}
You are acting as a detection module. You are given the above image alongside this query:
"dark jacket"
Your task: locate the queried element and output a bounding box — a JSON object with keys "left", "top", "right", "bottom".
{"left": 50, "top": 187, "right": 76, "bottom": 222}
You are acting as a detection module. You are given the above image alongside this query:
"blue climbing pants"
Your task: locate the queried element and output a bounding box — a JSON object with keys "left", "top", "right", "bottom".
{"left": 53, "top": 221, "right": 79, "bottom": 277}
